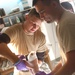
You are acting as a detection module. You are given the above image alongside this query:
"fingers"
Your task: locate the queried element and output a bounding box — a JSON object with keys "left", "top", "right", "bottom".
{"left": 23, "top": 60, "right": 33, "bottom": 68}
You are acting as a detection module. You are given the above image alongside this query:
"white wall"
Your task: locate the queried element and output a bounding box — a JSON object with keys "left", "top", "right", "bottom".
{"left": 41, "top": 22, "right": 60, "bottom": 60}
{"left": 28, "top": 0, "right": 32, "bottom": 7}
{"left": 0, "top": 0, "right": 31, "bottom": 15}
{"left": 0, "top": 0, "right": 21, "bottom": 15}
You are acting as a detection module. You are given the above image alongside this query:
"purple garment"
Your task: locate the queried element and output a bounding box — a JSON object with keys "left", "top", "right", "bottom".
{"left": 36, "top": 71, "right": 51, "bottom": 75}
{"left": 19, "top": 55, "right": 25, "bottom": 59}
{"left": 14, "top": 59, "right": 28, "bottom": 71}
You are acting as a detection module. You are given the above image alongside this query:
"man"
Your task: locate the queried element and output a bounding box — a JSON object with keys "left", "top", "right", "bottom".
{"left": 0, "top": 8, "right": 51, "bottom": 75}
{"left": 32, "top": 0, "right": 75, "bottom": 75}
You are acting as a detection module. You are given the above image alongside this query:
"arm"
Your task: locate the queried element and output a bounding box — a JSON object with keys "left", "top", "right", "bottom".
{"left": 54, "top": 23, "right": 75, "bottom": 75}
{"left": 0, "top": 33, "right": 28, "bottom": 71}
{"left": 36, "top": 52, "right": 45, "bottom": 66}
{"left": 37, "top": 51, "right": 53, "bottom": 70}
{"left": 50, "top": 61, "right": 62, "bottom": 75}
{"left": 26, "top": 51, "right": 51, "bottom": 75}
{"left": 0, "top": 43, "right": 19, "bottom": 64}
{"left": 37, "top": 32, "right": 52, "bottom": 69}
{"left": 0, "top": 43, "right": 29, "bottom": 71}
{"left": 0, "top": 33, "right": 19, "bottom": 63}
{"left": 53, "top": 51, "right": 75, "bottom": 75}
{"left": 44, "top": 50, "right": 53, "bottom": 70}
{"left": 33, "top": 51, "right": 75, "bottom": 75}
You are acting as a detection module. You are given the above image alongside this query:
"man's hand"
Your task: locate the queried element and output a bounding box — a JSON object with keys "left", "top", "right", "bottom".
{"left": 14, "top": 59, "right": 28, "bottom": 71}
{"left": 14, "top": 55, "right": 33, "bottom": 71}
{"left": 36, "top": 71, "right": 52, "bottom": 75}
{"left": 36, "top": 71, "right": 51, "bottom": 75}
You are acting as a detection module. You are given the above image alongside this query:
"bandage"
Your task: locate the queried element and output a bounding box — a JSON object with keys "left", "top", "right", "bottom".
{"left": 27, "top": 51, "right": 37, "bottom": 62}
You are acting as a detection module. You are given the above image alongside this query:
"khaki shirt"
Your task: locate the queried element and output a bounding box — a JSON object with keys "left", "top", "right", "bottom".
{"left": 2, "top": 23, "right": 48, "bottom": 75}
{"left": 56, "top": 11, "right": 75, "bottom": 53}
{"left": 3, "top": 23, "right": 48, "bottom": 55}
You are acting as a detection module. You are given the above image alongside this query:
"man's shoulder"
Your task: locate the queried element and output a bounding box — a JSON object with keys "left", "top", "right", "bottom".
{"left": 10, "top": 23, "right": 22, "bottom": 28}
{"left": 36, "top": 30, "right": 45, "bottom": 36}
{"left": 6, "top": 23, "right": 22, "bottom": 31}
{"left": 34, "top": 30, "right": 45, "bottom": 40}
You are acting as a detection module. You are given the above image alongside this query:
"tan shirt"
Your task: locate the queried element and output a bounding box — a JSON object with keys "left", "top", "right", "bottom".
{"left": 56, "top": 11, "right": 75, "bottom": 53}
{"left": 2, "top": 23, "right": 48, "bottom": 75}
{"left": 3, "top": 23, "right": 48, "bottom": 55}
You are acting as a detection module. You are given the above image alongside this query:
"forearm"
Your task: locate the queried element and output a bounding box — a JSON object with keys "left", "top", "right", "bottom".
{"left": 54, "top": 63, "right": 68, "bottom": 75}
{"left": 0, "top": 33, "right": 19, "bottom": 64}
{"left": 54, "top": 62, "right": 75, "bottom": 75}
{"left": 33, "top": 63, "right": 39, "bottom": 73}
{"left": 54, "top": 51, "right": 75, "bottom": 75}
{"left": 44, "top": 54, "right": 53, "bottom": 70}
{"left": 51, "top": 61, "right": 62, "bottom": 74}
{"left": 0, "top": 43, "right": 19, "bottom": 64}
{"left": 35, "top": 62, "right": 63, "bottom": 75}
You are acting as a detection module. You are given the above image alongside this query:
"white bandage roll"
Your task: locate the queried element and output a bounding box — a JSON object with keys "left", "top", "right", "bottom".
{"left": 27, "top": 51, "right": 37, "bottom": 62}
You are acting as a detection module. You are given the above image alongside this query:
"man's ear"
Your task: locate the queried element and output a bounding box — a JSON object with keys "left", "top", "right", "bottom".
{"left": 51, "top": 1, "right": 58, "bottom": 8}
